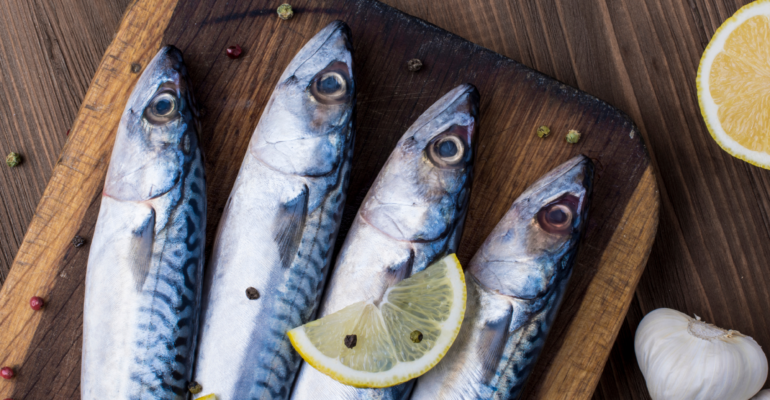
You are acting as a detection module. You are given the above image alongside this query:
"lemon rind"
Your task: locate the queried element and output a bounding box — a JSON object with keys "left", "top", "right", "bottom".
{"left": 287, "top": 255, "right": 466, "bottom": 388}
{"left": 697, "top": 0, "right": 770, "bottom": 169}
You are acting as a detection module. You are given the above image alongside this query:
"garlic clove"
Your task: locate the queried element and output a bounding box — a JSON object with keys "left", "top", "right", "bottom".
{"left": 752, "top": 389, "right": 770, "bottom": 400}
{"left": 635, "top": 308, "right": 768, "bottom": 400}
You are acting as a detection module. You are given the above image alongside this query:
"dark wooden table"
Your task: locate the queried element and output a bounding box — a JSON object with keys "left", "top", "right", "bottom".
{"left": 0, "top": 0, "right": 766, "bottom": 398}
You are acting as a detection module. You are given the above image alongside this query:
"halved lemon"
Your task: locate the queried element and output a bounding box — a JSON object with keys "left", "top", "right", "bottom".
{"left": 288, "top": 254, "right": 466, "bottom": 388}
{"left": 698, "top": 0, "right": 770, "bottom": 168}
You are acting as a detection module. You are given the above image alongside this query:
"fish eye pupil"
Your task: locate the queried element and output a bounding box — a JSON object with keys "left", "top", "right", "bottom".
{"left": 154, "top": 98, "right": 172, "bottom": 115}
{"left": 547, "top": 207, "right": 568, "bottom": 225}
{"left": 319, "top": 75, "right": 342, "bottom": 94}
{"left": 437, "top": 139, "right": 458, "bottom": 158}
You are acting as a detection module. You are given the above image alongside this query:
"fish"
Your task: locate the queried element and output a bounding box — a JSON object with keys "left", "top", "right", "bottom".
{"left": 82, "top": 45, "right": 206, "bottom": 399}
{"left": 192, "top": 21, "right": 356, "bottom": 400}
{"left": 290, "top": 83, "right": 479, "bottom": 400}
{"left": 409, "top": 155, "right": 593, "bottom": 400}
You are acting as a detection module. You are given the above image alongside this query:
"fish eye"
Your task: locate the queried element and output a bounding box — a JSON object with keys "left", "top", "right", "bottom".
{"left": 309, "top": 62, "right": 351, "bottom": 105}
{"left": 536, "top": 195, "right": 580, "bottom": 235}
{"left": 144, "top": 90, "right": 179, "bottom": 124}
{"left": 427, "top": 126, "right": 468, "bottom": 168}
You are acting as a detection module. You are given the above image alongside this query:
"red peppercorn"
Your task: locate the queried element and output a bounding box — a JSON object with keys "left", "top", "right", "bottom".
{"left": 0, "top": 367, "right": 14, "bottom": 379}
{"left": 30, "top": 296, "right": 44, "bottom": 311}
{"left": 226, "top": 45, "right": 243, "bottom": 59}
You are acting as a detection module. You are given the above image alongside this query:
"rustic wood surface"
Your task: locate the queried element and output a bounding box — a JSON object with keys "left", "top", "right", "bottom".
{"left": 0, "top": 1, "right": 758, "bottom": 400}
{"left": 0, "top": 0, "right": 657, "bottom": 398}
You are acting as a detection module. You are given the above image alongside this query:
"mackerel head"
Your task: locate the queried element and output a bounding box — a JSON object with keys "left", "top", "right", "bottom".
{"left": 193, "top": 21, "right": 355, "bottom": 400}
{"left": 411, "top": 155, "right": 593, "bottom": 400}
{"left": 83, "top": 46, "right": 206, "bottom": 399}
{"left": 291, "top": 84, "right": 479, "bottom": 400}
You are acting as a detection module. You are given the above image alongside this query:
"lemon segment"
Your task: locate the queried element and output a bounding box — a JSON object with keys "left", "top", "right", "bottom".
{"left": 288, "top": 254, "right": 466, "bottom": 388}
{"left": 698, "top": 0, "right": 770, "bottom": 168}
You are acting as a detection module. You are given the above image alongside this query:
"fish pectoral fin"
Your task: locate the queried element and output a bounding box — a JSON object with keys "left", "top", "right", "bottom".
{"left": 384, "top": 249, "right": 415, "bottom": 286}
{"left": 478, "top": 303, "right": 513, "bottom": 383}
{"left": 274, "top": 185, "right": 309, "bottom": 269}
{"left": 129, "top": 207, "right": 156, "bottom": 290}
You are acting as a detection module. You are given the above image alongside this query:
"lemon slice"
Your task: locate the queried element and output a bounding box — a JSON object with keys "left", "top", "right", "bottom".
{"left": 288, "top": 254, "right": 466, "bottom": 388}
{"left": 698, "top": 0, "right": 770, "bottom": 168}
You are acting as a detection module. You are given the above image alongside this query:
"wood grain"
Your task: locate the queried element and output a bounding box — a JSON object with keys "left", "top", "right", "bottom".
{"left": 0, "top": 1, "right": 180, "bottom": 398}
{"left": 4, "top": 0, "right": 761, "bottom": 399}
{"left": 0, "top": 0, "right": 132, "bottom": 282}
{"left": 0, "top": 0, "right": 657, "bottom": 398}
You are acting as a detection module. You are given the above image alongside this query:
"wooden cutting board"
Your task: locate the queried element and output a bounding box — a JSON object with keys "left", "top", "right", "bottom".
{"left": 0, "top": 0, "right": 659, "bottom": 398}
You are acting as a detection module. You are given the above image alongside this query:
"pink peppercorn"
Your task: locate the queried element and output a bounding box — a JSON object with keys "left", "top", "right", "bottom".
{"left": 0, "top": 367, "right": 14, "bottom": 379}
{"left": 30, "top": 296, "right": 44, "bottom": 311}
{"left": 226, "top": 45, "right": 243, "bottom": 59}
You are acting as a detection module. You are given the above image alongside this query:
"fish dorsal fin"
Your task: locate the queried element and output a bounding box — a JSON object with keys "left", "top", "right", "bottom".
{"left": 274, "top": 185, "right": 309, "bottom": 269}
{"left": 130, "top": 207, "right": 156, "bottom": 290}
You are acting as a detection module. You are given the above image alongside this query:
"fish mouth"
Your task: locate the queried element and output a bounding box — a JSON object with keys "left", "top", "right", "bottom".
{"left": 521, "top": 155, "right": 594, "bottom": 208}
{"left": 283, "top": 20, "right": 353, "bottom": 80}
{"left": 411, "top": 84, "right": 479, "bottom": 145}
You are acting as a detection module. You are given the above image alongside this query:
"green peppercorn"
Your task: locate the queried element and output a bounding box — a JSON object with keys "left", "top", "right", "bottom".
{"left": 6, "top": 152, "right": 21, "bottom": 167}
{"left": 537, "top": 126, "right": 550, "bottom": 138}
{"left": 410, "top": 330, "right": 423, "bottom": 343}
{"left": 277, "top": 4, "right": 294, "bottom": 20}
{"left": 188, "top": 381, "right": 203, "bottom": 394}
{"left": 566, "top": 130, "right": 581, "bottom": 144}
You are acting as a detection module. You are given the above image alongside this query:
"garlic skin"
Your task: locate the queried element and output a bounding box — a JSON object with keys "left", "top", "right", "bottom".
{"left": 752, "top": 389, "right": 770, "bottom": 399}
{"left": 635, "top": 308, "right": 768, "bottom": 400}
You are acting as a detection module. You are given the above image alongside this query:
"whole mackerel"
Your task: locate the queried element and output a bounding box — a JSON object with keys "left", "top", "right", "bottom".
{"left": 291, "top": 84, "right": 479, "bottom": 400}
{"left": 82, "top": 46, "right": 205, "bottom": 399}
{"left": 192, "top": 21, "right": 355, "bottom": 399}
{"left": 410, "top": 155, "right": 593, "bottom": 400}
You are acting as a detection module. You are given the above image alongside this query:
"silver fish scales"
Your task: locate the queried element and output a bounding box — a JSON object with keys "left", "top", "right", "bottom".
{"left": 192, "top": 21, "right": 356, "bottom": 400}
{"left": 410, "top": 155, "right": 593, "bottom": 400}
{"left": 82, "top": 46, "right": 206, "bottom": 399}
{"left": 290, "top": 84, "right": 479, "bottom": 400}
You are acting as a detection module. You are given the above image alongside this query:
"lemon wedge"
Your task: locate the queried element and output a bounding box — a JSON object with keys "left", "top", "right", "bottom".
{"left": 288, "top": 254, "right": 466, "bottom": 388}
{"left": 698, "top": 0, "right": 770, "bottom": 168}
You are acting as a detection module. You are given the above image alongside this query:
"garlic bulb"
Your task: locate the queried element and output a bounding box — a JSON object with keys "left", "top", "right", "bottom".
{"left": 635, "top": 308, "right": 768, "bottom": 400}
{"left": 752, "top": 389, "right": 770, "bottom": 400}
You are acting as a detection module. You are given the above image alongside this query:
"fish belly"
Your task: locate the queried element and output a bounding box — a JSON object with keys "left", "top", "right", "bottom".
{"left": 195, "top": 155, "right": 346, "bottom": 399}
{"left": 83, "top": 167, "right": 205, "bottom": 399}
{"left": 411, "top": 274, "right": 571, "bottom": 400}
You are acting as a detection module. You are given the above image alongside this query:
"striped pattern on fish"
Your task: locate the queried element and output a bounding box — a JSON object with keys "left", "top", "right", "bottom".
{"left": 290, "top": 84, "right": 479, "bottom": 400}
{"left": 239, "top": 132, "right": 354, "bottom": 399}
{"left": 82, "top": 46, "right": 205, "bottom": 400}
{"left": 129, "top": 150, "right": 205, "bottom": 397}
{"left": 193, "top": 21, "right": 356, "bottom": 400}
{"left": 410, "top": 155, "right": 593, "bottom": 400}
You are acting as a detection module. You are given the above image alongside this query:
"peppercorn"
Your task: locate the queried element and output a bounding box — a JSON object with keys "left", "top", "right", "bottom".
{"left": 277, "top": 4, "right": 294, "bottom": 20}
{"left": 188, "top": 381, "right": 203, "bottom": 394}
{"left": 72, "top": 235, "right": 86, "bottom": 248}
{"left": 565, "top": 129, "right": 581, "bottom": 144}
{"left": 245, "top": 287, "right": 260, "bottom": 300}
{"left": 410, "top": 330, "right": 423, "bottom": 343}
{"left": 30, "top": 296, "right": 44, "bottom": 311}
{"left": 407, "top": 59, "right": 423, "bottom": 72}
{"left": 226, "top": 45, "right": 243, "bottom": 59}
{"left": 6, "top": 152, "right": 21, "bottom": 167}
{"left": 0, "top": 367, "right": 14, "bottom": 379}
{"left": 344, "top": 334, "right": 357, "bottom": 349}
{"left": 130, "top": 63, "right": 142, "bottom": 74}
